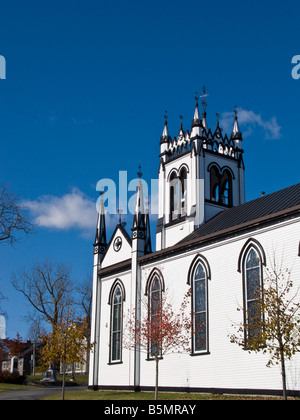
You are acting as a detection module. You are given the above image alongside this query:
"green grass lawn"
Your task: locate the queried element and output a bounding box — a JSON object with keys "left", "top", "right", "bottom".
{"left": 0, "top": 383, "right": 32, "bottom": 392}
{"left": 42, "top": 389, "right": 290, "bottom": 400}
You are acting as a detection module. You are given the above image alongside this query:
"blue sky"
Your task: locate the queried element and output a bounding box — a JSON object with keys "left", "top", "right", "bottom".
{"left": 0, "top": 0, "right": 299, "bottom": 339}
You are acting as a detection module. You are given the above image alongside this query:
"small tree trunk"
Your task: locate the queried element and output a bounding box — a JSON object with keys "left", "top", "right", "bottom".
{"left": 155, "top": 356, "right": 159, "bottom": 401}
{"left": 62, "top": 362, "right": 66, "bottom": 401}
{"left": 280, "top": 346, "right": 287, "bottom": 400}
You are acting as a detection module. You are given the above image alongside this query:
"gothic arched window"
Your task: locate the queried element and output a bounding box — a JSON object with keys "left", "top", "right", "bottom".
{"left": 193, "top": 263, "right": 208, "bottom": 353}
{"left": 169, "top": 171, "right": 179, "bottom": 221}
{"left": 149, "top": 275, "right": 162, "bottom": 358}
{"left": 220, "top": 169, "right": 232, "bottom": 206}
{"left": 210, "top": 165, "right": 220, "bottom": 202}
{"left": 243, "top": 248, "right": 263, "bottom": 344}
{"left": 109, "top": 281, "right": 125, "bottom": 363}
{"left": 179, "top": 167, "right": 187, "bottom": 216}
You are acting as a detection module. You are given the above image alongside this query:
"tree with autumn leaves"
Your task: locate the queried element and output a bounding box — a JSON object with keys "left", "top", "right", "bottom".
{"left": 124, "top": 288, "right": 194, "bottom": 400}
{"left": 40, "top": 307, "right": 92, "bottom": 400}
{"left": 230, "top": 254, "right": 300, "bottom": 400}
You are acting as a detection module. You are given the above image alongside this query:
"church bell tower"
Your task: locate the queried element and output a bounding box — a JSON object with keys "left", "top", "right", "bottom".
{"left": 156, "top": 88, "right": 245, "bottom": 251}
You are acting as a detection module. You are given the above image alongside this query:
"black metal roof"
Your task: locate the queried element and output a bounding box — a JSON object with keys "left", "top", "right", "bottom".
{"left": 180, "top": 183, "right": 300, "bottom": 243}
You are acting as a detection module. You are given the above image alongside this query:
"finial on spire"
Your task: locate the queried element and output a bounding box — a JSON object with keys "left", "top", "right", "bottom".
{"left": 117, "top": 208, "right": 123, "bottom": 225}
{"left": 99, "top": 186, "right": 105, "bottom": 197}
{"left": 195, "top": 91, "right": 199, "bottom": 104}
{"left": 234, "top": 104, "right": 238, "bottom": 118}
{"left": 216, "top": 112, "right": 220, "bottom": 122}
{"left": 179, "top": 114, "right": 183, "bottom": 128}
{"left": 200, "top": 85, "right": 209, "bottom": 112}
{"left": 137, "top": 164, "right": 143, "bottom": 179}
{"left": 161, "top": 110, "right": 171, "bottom": 144}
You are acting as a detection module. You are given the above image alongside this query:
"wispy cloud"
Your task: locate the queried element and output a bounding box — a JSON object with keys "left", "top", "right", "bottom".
{"left": 24, "top": 187, "right": 158, "bottom": 238}
{"left": 24, "top": 188, "right": 99, "bottom": 235}
{"left": 221, "top": 108, "right": 281, "bottom": 139}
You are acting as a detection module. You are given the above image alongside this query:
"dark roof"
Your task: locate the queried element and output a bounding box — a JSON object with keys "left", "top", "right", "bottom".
{"left": 180, "top": 183, "right": 300, "bottom": 244}
{"left": 99, "top": 183, "right": 300, "bottom": 275}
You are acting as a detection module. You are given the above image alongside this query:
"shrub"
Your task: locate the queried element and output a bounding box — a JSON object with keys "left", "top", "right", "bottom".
{"left": 0, "top": 371, "right": 26, "bottom": 384}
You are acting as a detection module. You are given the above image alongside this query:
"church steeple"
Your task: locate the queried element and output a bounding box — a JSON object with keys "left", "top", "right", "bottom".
{"left": 231, "top": 106, "right": 242, "bottom": 139}
{"left": 160, "top": 110, "right": 171, "bottom": 154}
{"left": 144, "top": 200, "right": 152, "bottom": 254}
{"left": 131, "top": 166, "right": 148, "bottom": 257}
{"left": 132, "top": 166, "right": 146, "bottom": 231}
{"left": 190, "top": 92, "right": 202, "bottom": 138}
{"left": 94, "top": 191, "right": 107, "bottom": 259}
{"left": 201, "top": 86, "right": 208, "bottom": 131}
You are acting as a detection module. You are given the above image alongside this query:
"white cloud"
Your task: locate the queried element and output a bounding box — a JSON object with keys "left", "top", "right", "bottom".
{"left": 24, "top": 188, "right": 98, "bottom": 233}
{"left": 24, "top": 187, "right": 158, "bottom": 238}
{"left": 221, "top": 108, "right": 281, "bottom": 140}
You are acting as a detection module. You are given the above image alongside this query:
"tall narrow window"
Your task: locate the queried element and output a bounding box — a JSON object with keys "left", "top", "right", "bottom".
{"left": 149, "top": 276, "right": 162, "bottom": 358}
{"left": 110, "top": 285, "right": 123, "bottom": 363}
{"left": 193, "top": 263, "right": 208, "bottom": 353}
{"left": 179, "top": 167, "right": 187, "bottom": 216}
{"left": 170, "top": 172, "right": 179, "bottom": 221}
{"left": 210, "top": 166, "right": 220, "bottom": 202}
{"left": 244, "top": 248, "right": 263, "bottom": 343}
{"left": 220, "top": 170, "right": 232, "bottom": 206}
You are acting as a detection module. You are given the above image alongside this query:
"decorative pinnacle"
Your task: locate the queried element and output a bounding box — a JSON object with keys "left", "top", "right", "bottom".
{"left": 234, "top": 104, "right": 238, "bottom": 117}
{"left": 117, "top": 208, "right": 123, "bottom": 224}
{"left": 99, "top": 186, "right": 105, "bottom": 197}
{"left": 195, "top": 91, "right": 199, "bottom": 104}
{"left": 164, "top": 109, "right": 168, "bottom": 122}
{"left": 200, "top": 85, "right": 209, "bottom": 112}
{"left": 137, "top": 164, "right": 143, "bottom": 179}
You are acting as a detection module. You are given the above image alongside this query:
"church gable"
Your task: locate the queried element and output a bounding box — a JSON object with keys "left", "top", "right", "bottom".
{"left": 101, "top": 224, "right": 132, "bottom": 268}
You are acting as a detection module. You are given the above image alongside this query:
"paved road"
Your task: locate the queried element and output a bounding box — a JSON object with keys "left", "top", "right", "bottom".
{"left": 0, "top": 385, "right": 87, "bottom": 400}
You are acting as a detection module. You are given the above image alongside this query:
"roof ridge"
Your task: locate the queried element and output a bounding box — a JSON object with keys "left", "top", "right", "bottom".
{"left": 179, "top": 182, "right": 300, "bottom": 244}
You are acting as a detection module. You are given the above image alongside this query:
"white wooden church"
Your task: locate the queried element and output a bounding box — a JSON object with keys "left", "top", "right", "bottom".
{"left": 89, "top": 94, "right": 300, "bottom": 396}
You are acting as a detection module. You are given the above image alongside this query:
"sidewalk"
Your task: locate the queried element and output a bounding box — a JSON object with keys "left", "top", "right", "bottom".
{"left": 0, "top": 385, "right": 87, "bottom": 400}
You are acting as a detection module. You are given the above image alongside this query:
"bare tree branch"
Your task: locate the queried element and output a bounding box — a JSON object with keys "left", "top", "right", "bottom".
{"left": 0, "top": 184, "right": 35, "bottom": 246}
{"left": 11, "top": 259, "right": 74, "bottom": 332}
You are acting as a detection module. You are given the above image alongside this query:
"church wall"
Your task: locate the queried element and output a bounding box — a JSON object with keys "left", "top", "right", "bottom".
{"left": 101, "top": 229, "right": 131, "bottom": 268}
{"left": 164, "top": 219, "right": 195, "bottom": 248}
{"left": 96, "top": 270, "right": 135, "bottom": 387}
{"left": 139, "top": 218, "right": 300, "bottom": 393}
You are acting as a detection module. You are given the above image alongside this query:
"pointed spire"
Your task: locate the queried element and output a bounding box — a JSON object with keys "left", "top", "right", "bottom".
{"left": 232, "top": 105, "right": 242, "bottom": 139}
{"left": 94, "top": 190, "right": 107, "bottom": 255}
{"left": 160, "top": 110, "right": 171, "bottom": 144}
{"left": 192, "top": 91, "right": 201, "bottom": 127}
{"left": 201, "top": 85, "right": 208, "bottom": 131}
{"left": 191, "top": 91, "right": 202, "bottom": 138}
{"left": 144, "top": 199, "right": 152, "bottom": 254}
{"left": 132, "top": 166, "right": 146, "bottom": 230}
{"left": 213, "top": 113, "right": 223, "bottom": 139}
{"left": 178, "top": 115, "right": 184, "bottom": 137}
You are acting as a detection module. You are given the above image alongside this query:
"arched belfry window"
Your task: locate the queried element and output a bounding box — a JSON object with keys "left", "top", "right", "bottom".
{"left": 169, "top": 171, "right": 179, "bottom": 221}
{"left": 210, "top": 165, "right": 220, "bottom": 203}
{"left": 209, "top": 165, "right": 233, "bottom": 207}
{"left": 220, "top": 169, "right": 232, "bottom": 206}
{"left": 169, "top": 166, "right": 189, "bottom": 221}
{"left": 188, "top": 255, "right": 211, "bottom": 355}
{"left": 108, "top": 280, "right": 125, "bottom": 363}
{"left": 179, "top": 167, "right": 187, "bottom": 216}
